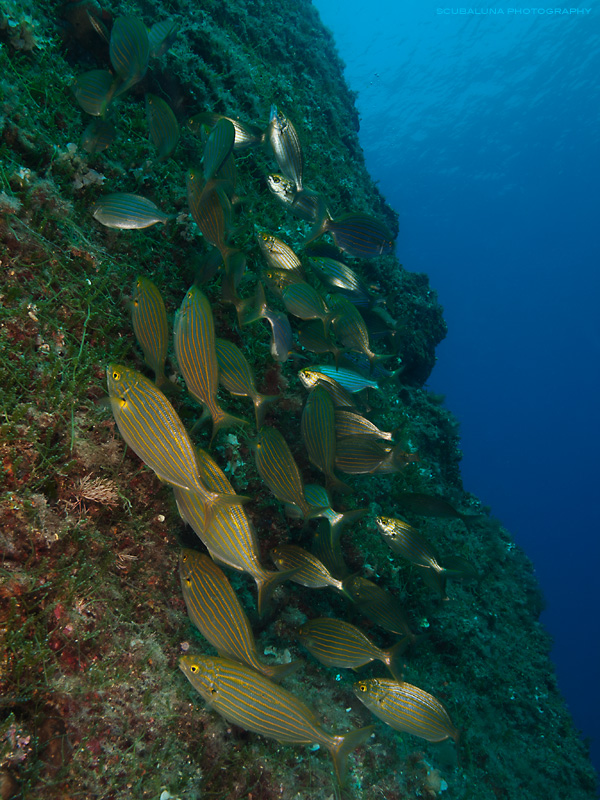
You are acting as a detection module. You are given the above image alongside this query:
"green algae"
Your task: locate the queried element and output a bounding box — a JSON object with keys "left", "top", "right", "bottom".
{"left": 0, "top": 1, "right": 597, "bottom": 799}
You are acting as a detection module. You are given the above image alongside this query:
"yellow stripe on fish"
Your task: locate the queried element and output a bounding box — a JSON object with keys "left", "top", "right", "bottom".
{"left": 354, "top": 678, "right": 459, "bottom": 744}
{"left": 216, "top": 338, "right": 278, "bottom": 429}
{"left": 106, "top": 364, "right": 244, "bottom": 521}
{"left": 179, "top": 549, "right": 301, "bottom": 681}
{"left": 179, "top": 655, "right": 374, "bottom": 786}
{"left": 301, "top": 385, "right": 350, "bottom": 494}
{"left": 174, "top": 286, "right": 248, "bottom": 440}
{"left": 253, "top": 426, "right": 312, "bottom": 518}
{"left": 131, "top": 276, "right": 168, "bottom": 385}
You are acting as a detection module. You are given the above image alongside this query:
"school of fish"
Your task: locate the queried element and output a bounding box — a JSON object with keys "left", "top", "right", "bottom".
{"left": 86, "top": 12, "right": 481, "bottom": 788}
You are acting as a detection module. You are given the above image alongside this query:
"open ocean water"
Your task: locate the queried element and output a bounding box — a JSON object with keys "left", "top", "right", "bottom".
{"left": 312, "top": 0, "right": 600, "bottom": 777}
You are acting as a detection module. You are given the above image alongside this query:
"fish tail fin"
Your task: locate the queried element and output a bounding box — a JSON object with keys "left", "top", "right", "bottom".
{"left": 257, "top": 567, "right": 298, "bottom": 617}
{"left": 302, "top": 196, "right": 330, "bottom": 248}
{"left": 327, "top": 474, "right": 352, "bottom": 495}
{"left": 329, "top": 508, "right": 368, "bottom": 537}
{"left": 210, "top": 409, "right": 250, "bottom": 443}
{"left": 329, "top": 725, "right": 375, "bottom": 787}
{"left": 262, "top": 658, "right": 304, "bottom": 683}
{"left": 254, "top": 393, "right": 279, "bottom": 429}
{"left": 237, "top": 282, "right": 268, "bottom": 326}
{"left": 383, "top": 636, "right": 411, "bottom": 681}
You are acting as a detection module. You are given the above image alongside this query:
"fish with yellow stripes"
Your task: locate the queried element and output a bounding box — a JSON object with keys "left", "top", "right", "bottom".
{"left": 179, "top": 655, "right": 374, "bottom": 785}
{"left": 106, "top": 364, "right": 244, "bottom": 519}
{"left": 174, "top": 448, "right": 290, "bottom": 616}
{"left": 215, "top": 338, "right": 278, "bottom": 429}
{"left": 341, "top": 575, "right": 414, "bottom": 639}
{"left": 301, "top": 385, "right": 350, "bottom": 493}
{"left": 131, "top": 276, "right": 168, "bottom": 386}
{"left": 354, "top": 678, "right": 459, "bottom": 744}
{"left": 145, "top": 93, "right": 179, "bottom": 160}
{"left": 298, "top": 617, "right": 407, "bottom": 681}
{"left": 174, "top": 286, "right": 248, "bottom": 440}
{"left": 179, "top": 549, "right": 301, "bottom": 680}
{"left": 252, "top": 426, "right": 313, "bottom": 518}
{"left": 271, "top": 544, "right": 344, "bottom": 592}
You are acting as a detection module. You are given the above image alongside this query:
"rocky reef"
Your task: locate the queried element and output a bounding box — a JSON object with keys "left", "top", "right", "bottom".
{"left": 0, "top": 1, "right": 597, "bottom": 799}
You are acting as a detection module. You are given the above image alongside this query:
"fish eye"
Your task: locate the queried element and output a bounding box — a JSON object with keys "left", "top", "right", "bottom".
{"left": 112, "top": 371, "right": 119, "bottom": 380}
{"left": 191, "top": 665, "right": 199, "bottom": 673}
{"left": 359, "top": 684, "right": 367, "bottom": 692}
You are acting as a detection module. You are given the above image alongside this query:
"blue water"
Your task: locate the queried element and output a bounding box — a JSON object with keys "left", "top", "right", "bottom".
{"left": 312, "top": 0, "right": 600, "bottom": 774}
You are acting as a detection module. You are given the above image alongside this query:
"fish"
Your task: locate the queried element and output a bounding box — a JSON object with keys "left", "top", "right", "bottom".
{"left": 311, "top": 519, "right": 350, "bottom": 580}
{"left": 298, "top": 368, "right": 356, "bottom": 410}
{"left": 106, "top": 364, "right": 245, "bottom": 516}
{"left": 148, "top": 18, "right": 180, "bottom": 58}
{"left": 263, "top": 307, "right": 293, "bottom": 362}
{"left": 271, "top": 544, "right": 344, "bottom": 592}
{"left": 188, "top": 112, "right": 264, "bottom": 150}
{"left": 303, "top": 484, "right": 367, "bottom": 539}
{"left": 174, "top": 449, "right": 291, "bottom": 616}
{"left": 298, "top": 618, "right": 406, "bottom": 681}
{"left": 203, "top": 118, "right": 235, "bottom": 182}
{"left": 253, "top": 426, "right": 314, "bottom": 518}
{"left": 396, "top": 493, "right": 484, "bottom": 531}
{"left": 145, "top": 93, "right": 179, "bottom": 160}
{"left": 354, "top": 679, "right": 459, "bottom": 744}
{"left": 298, "top": 319, "right": 345, "bottom": 364}
{"left": 335, "top": 410, "right": 393, "bottom": 441}
{"left": 282, "top": 282, "right": 331, "bottom": 334}
{"left": 215, "top": 338, "right": 278, "bottom": 428}
{"left": 92, "top": 193, "right": 173, "bottom": 229}
{"left": 310, "top": 365, "right": 378, "bottom": 393}
{"left": 307, "top": 254, "right": 374, "bottom": 308}
{"left": 109, "top": 16, "right": 150, "bottom": 96}
{"left": 341, "top": 575, "right": 414, "bottom": 638}
{"left": 131, "top": 276, "right": 168, "bottom": 385}
{"left": 376, "top": 516, "right": 443, "bottom": 571}
{"left": 266, "top": 174, "right": 321, "bottom": 221}
{"left": 186, "top": 170, "right": 233, "bottom": 260}
{"left": 301, "top": 385, "right": 350, "bottom": 494}
{"left": 80, "top": 118, "right": 116, "bottom": 153}
{"left": 261, "top": 266, "right": 305, "bottom": 299}
{"left": 174, "top": 286, "right": 248, "bottom": 440}
{"left": 268, "top": 105, "right": 303, "bottom": 191}
{"left": 257, "top": 232, "right": 303, "bottom": 274}
{"left": 73, "top": 69, "right": 116, "bottom": 117}
{"left": 330, "top": 296, "right": 385, "bottom": 367}
{"left": 335, "top": 437, "right": 396, "bottom": 475}
{"left": 179, "top": 549, "right": 301, "bottom": 681}
{"left": 179, "top": 655, "right": 374, "bottom": 786}
{"left": 305, "top": 207, "right": 394, "bottom": 259}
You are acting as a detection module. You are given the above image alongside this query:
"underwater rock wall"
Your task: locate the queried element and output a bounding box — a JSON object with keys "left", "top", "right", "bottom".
{"left": 0, "top": 1, "right": 597, "bottom": 799}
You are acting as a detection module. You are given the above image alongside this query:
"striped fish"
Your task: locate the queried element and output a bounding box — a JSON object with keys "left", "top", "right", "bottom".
{"left": 73, "top": 70, "right": 115, "bottom": 116}
{"left": 354, "top": 679, "right": 459, "bottom": 744}
{"left": 179, "top": 549, "right": 301, "bottom": 681}
{"left": 307, "top": 255, "right": 374, "bottom": 307}
{"left": 253, "top": 426, "right": 313, "bottom": 518}
{"left": 174, "top": 286, "right": 248, "bottom": 440}
{"left": 148, "top": 19, "right": 179, "bottom": 58}
{"left": 215, "top": 338, "right": 278, "bottom": 428}
{"left": 335, "top": 436, "right": 395, "bottom": 475}
{"left": 131, "top": 276, "right": 168, "bottom": 386}
{"left": 109, "top": 16, "right": 149, "bottom": 96}
{"left": 268, "top": 105, "right": 303, "bottom": 190}
{"left": 310, "top": 365, "right": 379, "bottom": 393}
{"left": 92, "top": 193, "right": 173, "bottom": 229}
{"left": 146, "top": 94, "right": 179, "bottom": 160}
{"left": 305, "top": 210, "right": 394, "bottom": 259}
{"left": 330, "top": 296, "right": 384, "bottom": 367}
{"left": 203, "top": 118, "right": 235, "bottom": 181}
{"left": 282, "top": 283, "right": 331, "bottom": 333}
{"left": 298, "top": 618, "right": 407, "bottom": 681}
{"left": 174, "top": 448, "right": 289, "bottom": 615}
{"left": 179, "top": 655, "right": 374, "bottom": 785}
{"left": 311, "top": 519, "right": 349, "bottom": 581}
{"left": 376, "top": 516, "right": 443, "bottom": 571}
{"left": 298, "top": 368, "right": 356, "bottom": 410}
{"left": 341, "top": 575, "right": 414, "bottom": 639}
{"left": 262, "top": 267, "right": 305, "bottom": 300}
{"left": 106, "top": 364, "right": 244, "bottom": 517}
{"left": 301, "top": 386, "right": 350, "bottom": 494}
{"left": 335, "top": 410, "right": 393, "bottom": 441}
{"left": 257, "top": 232, "right": 303, "bottom": 273}
{"left": 189, "top": 112, "right": 264, "bottom": 150}
{"left": 186, "top": 170, "right": 233, "bottom": 261}
{"left": 271, "top": 544, "right": 344, "bottom": 592}
{"left": 266, "top": 174, "right": 322, "bottom": 221}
